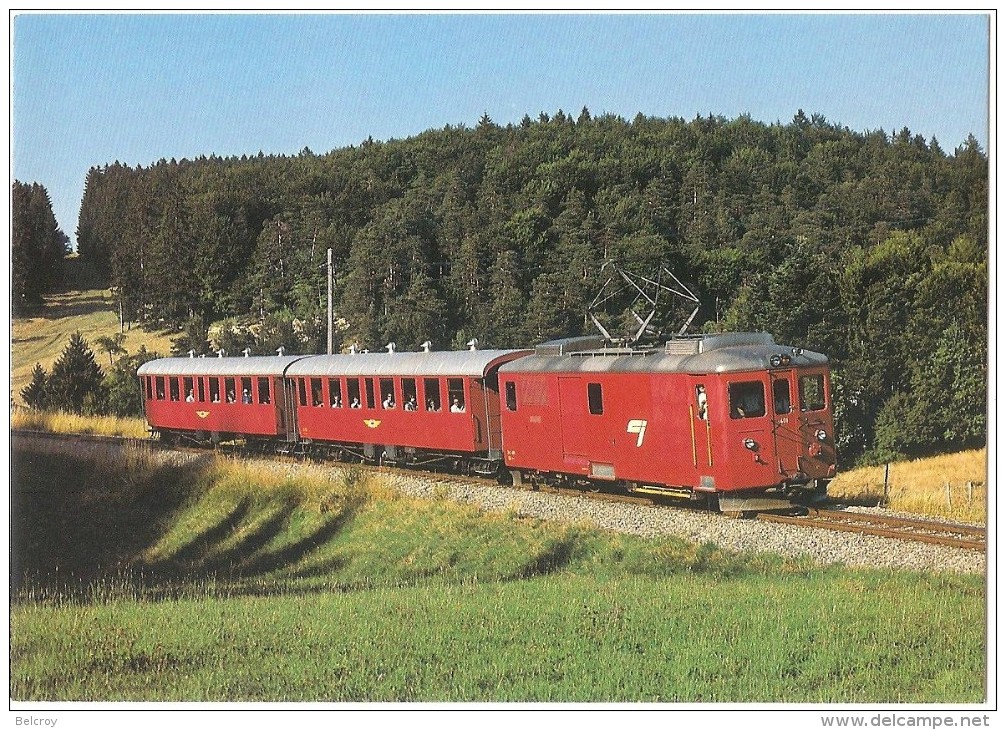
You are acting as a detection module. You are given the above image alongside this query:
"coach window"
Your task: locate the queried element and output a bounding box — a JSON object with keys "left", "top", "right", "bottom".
{"left": 380, "top": 378, "right": 396, "bottom": 409}
{"left": 183, "top": 377, "right": 194, "bottom": 402}
{"left": 773, "top": 379, "right": 792, "bottom": 415}
{"left": 240, "top": 377, "right": 253, "bottom": 404}
{"left": 587, "top": 382, "right": 604, "bottom": 415}
{"left": 402, "top": 378, "right": 418, "bottom": 411}
{"left": 197, "top": 377, "right": 206, "bottom": 403}
{"left": 145, "top": 377, "right": 153, "bottom": 401}
{"left": 347, "top": 378, "right": 362, "bottom": 408}
{"left": 224, "top": 378, "right": 237, "bottom": 403}
{"left": 447, "top": 378, "right": 465, "bottom": 413}
{"left": 258, "top": 377, "right": 271, "bottom": 405}
{"left": 168, "top": 378, "right": 179, "bottom": 402}
{"left": 328, "top": 379, "right": 342, "bottom": 408}
{"left": 799, "top": 375, "right": 826, "bottom": 412}
{"left": 155, "top": 377, "right": 166, "bottom": 400}
{"left": 209, "top": 378, "right": 221, "bottom": 403}
{"left": 311, "top": 378, "right": 324, "bottom": 407}
{"left": 298, "top": 378, "right": 308, "bottom": 407}
{"left": 728, "top": 381, "right": 766, "bottom": 419}
{"left": 423, "top": 378, "right": 442, "bottom": 412}
{"left": 364, "top": 378, "right": 376, "bottom": 409}
{"left": 505, "top": 382, "right": 518, "bottom": 412}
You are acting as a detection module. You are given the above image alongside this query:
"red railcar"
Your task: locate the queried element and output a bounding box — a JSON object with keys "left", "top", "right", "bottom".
{"left": 283, "top": 349, "right": 529, "bottom": 471}
{"left": 137, "top": 356, "right": 309, "bottom": 443}
{"left": 497, "top": 334, "right": 836, "bottom": 512}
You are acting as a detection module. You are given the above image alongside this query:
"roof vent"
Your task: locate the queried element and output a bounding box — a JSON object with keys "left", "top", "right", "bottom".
{"left": 277, "top": 346, "right": 286, "bottom": 356}
{"left": 386, "top": 342, "right": 396, "bottom": 353}
{"left": 467, "top": 338, "right": 479, "bottom": 351}
{"left": 421, "top": 340, "right": 432, "bottom": 353}
{"left": 242, "top": 348, "right": 251, "bottom": 357}
{"left": 217, "top": 349, "right": 226, "bottom": 358}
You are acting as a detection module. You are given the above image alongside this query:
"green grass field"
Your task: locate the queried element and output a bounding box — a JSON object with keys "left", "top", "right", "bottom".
{"left": 10, "top": 438, "right": 986, "bottom": 703}
{"left": 11, "top": 263, "right": 177, "bottom": 405}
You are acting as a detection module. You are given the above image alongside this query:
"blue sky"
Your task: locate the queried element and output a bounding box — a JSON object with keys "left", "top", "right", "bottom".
{"left": 11, "top": 12, "right": 991, "bottom": 248}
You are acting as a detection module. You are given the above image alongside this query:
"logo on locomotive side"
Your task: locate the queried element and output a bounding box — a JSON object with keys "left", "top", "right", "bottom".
{"left": 196, "top": 411, "right": 209, "bottom": 419}
{"left": 364, "top": 419, "right": 382, "bottom": 429}
{"left": 626, "top": 419, "right": 648, "bottom": 447}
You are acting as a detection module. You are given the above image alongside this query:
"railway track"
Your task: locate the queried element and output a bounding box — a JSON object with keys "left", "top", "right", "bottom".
{"left": 14, "top": 429, "right": 986, "bottom": 553}
{"left": 757, "top": 508, "right": 986, "bottom": 552}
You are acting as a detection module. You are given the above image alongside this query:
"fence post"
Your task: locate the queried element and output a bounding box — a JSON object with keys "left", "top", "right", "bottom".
{"left": 883, "top": 463, "right": 890, "bottom": 507}
{"left": 967, "top": 481, "right": 974, "bottom": 504}
{"left": 945, "top": 482, "right": 952, "bottom": 509}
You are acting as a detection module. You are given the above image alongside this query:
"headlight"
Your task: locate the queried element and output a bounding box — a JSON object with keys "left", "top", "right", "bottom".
{"left": 816, "top": 429, "right": 827, "bottom": 442}
{"left": 770, "top": 354, "right": 782, "bottom": 367}
{"left": 743, "top": 438, "right": 757, "bottom": 450}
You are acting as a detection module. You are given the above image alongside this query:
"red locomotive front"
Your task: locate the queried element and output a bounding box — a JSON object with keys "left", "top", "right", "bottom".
{"left": 497, "top": 334, "right": 836, "bottom": 512}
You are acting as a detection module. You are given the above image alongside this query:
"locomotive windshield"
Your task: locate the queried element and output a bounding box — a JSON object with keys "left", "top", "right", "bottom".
{"left": 799, "top": 374, "right": 827, "bottom": 411}
{"left": 728, "top": 381, "right": 766, "bottom": 419}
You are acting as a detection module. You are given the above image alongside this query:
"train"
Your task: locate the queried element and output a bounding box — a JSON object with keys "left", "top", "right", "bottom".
{"left": 137, "top": 332, "right": 836, "bottom": 513}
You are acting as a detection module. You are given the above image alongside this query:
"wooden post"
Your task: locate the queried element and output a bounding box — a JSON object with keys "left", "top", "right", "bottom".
{"left": 327, "top": 248, "right": 333, "bottom": 355}
{"left": 945, "top": 482, "right": 952, "bottom": 509}
{"left": 967, "top": 481, "right": 974, "bottom": 504}
{"left": 883, "top": 463, "right": 890, "bottom": 507}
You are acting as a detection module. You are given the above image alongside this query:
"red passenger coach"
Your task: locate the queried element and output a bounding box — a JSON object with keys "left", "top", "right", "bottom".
{"left": 137, "top": 356, "right": 309, "bottom": 444}
{"left": 284, "top": 349, "right": 529, "bottom": 471}
{"left": 497, "top": 333, "right": 836, "bottom": 512}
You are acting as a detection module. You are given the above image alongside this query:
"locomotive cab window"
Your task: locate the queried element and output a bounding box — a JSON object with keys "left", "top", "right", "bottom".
{"left": 587, "top": 382, "right": 604, "bottom": 415}
{"left": 729, "top": 381, "right": 766, "bottom": 419}
{"left": 773, "top": 379, "right": 792, "bottom": 415}
{"left": 695, "top": 384, "right": 708, "bottom": 420}
{"left": 800, "top": 374, "right": 826, "bottom": 412}
{"left": 258, "top": 377, "right": 271, "bottom": 405}
{"left": 505, "top": 382, "right": 518, "bottom": 412}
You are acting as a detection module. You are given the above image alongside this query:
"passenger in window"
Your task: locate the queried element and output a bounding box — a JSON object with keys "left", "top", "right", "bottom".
{"left": 427, "top": 399, "right": 440, "bottom": 412}
{"left": 382, "top": 394, "right": 395, "bottom": 409}
{"left": 404, "top": 394, "right": 418, "bottom": 411}
{"left": 242, "top": 389, "right": 252, "bottom": 404}
{"left": 350, "top": 397, "right": 361, "bottom": 409}
{"left": 331, "top": 396, "right": 342, "bottom": 408}
{"left": 212, "top": 393, "right": 220, "bottom": 403}
{"left": 226, "top": 390, "right": 236, "bottom": 404}
{"left": 450, "top": 397, "right": 465, "bottom": 413}
{"left": 696, "top": 385, "right": 707, "bottom": 420}
{"left": 186, "top": 390, "right": 195, "bottom": 403}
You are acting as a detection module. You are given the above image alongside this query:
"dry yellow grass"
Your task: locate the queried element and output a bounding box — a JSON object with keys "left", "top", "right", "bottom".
{"left": 829, "top": 449, "right": 988, "bottom": 524}
{"left": 11, "top": 287, "right": 177, "bottom": 405}
{"left": 11, "top": 408, "right": 150, "bottom": 439}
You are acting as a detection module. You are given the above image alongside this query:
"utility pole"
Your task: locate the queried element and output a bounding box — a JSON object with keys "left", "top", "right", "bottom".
{"left": 327, "top": 248, "right": 333, "bottom": 355}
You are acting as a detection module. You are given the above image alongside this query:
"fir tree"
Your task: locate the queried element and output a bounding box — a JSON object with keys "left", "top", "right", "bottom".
{"left": 20, "top": 363, "right": 49, "bottom": 409}
{"left": 46, "top": 332, "right": 105, "bottom": 414}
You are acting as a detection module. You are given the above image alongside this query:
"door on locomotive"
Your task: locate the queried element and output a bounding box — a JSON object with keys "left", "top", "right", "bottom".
{"left": 768, "top": 370, "right": 802, "bottom": 477}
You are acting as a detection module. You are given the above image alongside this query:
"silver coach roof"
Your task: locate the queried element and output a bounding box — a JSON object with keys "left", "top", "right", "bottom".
{"left": 137, "top": 355, "right": 311, "bottom": 377}
{"left": 498, "top": 333, "right": 828, "bottom": 375}
{"left": 285, "top": 349, "right": 531, "bottom": 379}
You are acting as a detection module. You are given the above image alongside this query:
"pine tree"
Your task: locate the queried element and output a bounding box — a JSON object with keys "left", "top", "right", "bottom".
{"left": 47, "top": 332, "right": 105, "bottom": 414}
{"left": 20, "top": 363, "right": 49, "bottom": 409}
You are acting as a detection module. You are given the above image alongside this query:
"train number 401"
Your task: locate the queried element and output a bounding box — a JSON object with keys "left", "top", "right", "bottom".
{"left": 627, "top": 419, "right": 648, "bottom": 447}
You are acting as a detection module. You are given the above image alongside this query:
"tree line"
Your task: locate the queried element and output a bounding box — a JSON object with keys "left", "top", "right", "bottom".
{"left": 49, "top": 109, "right": 988, "bottom": 463}
{"left": 11, "top": 181, "right": 70, "bottom": 312}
